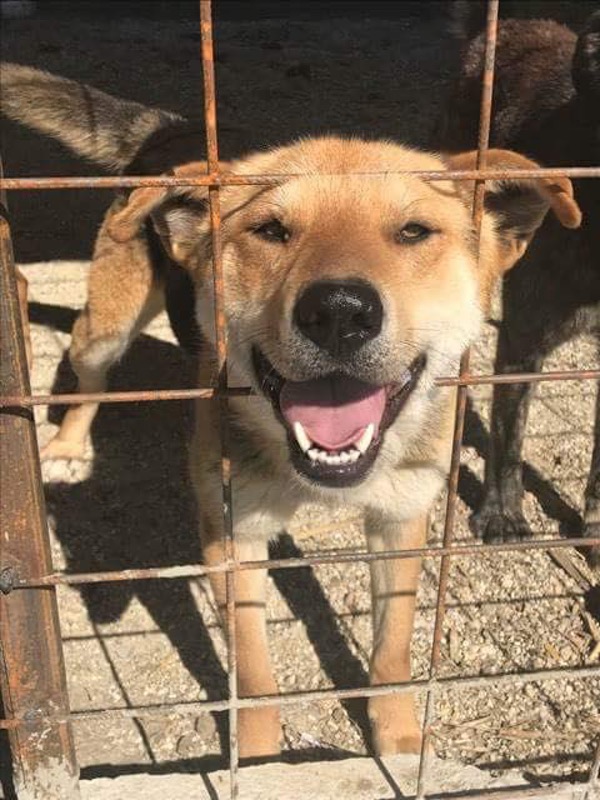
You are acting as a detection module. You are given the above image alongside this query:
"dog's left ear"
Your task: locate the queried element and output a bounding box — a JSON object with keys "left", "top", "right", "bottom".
{"left": 445, "top": 149, "right": 582, "bottom": 271}
{"left": 107, "top": 162, "right": 226, "bottom": 264}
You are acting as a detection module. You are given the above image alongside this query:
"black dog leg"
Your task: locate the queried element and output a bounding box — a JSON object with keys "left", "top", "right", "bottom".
{"left": 471, "top": 319, "right": 542, "bottom": 543}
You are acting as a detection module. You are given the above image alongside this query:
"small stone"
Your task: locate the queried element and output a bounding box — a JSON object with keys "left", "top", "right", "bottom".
{"left": 195, "top": 714, "right": 217, "bottom": 740}
{"left": 176, "top": 732, "right": 199, "bottom": 758}
{"left": 449, "top": 628, "right": 462, "bottom": 664}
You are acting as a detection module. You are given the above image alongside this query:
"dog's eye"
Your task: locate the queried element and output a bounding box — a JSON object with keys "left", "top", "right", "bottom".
{"left": 252, "top": 219, "right": 291, "bottom": 243}
{"left": 395, "top": 223, "right": 431, "bottom": 244}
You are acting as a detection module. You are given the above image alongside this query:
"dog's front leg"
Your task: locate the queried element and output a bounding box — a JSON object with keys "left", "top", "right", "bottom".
{"left": 40, "top": 220, "right": 164, "bottom": 461}
{"left": 365, "top": 511, "right": 426, "bottom": 755}
{"left": 202, "top": 530, "right": 281, "bottom": 759}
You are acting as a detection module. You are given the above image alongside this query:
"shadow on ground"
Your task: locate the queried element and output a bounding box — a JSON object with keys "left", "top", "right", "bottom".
{"left": 42, "top": 324, "right": 374, "bottom": 763}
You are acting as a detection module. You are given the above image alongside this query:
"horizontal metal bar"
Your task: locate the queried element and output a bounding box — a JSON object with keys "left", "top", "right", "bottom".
{"left": 1, "top": 663, "right": 598, "bottom": 729}
{"left": 1, "top": 166, "right": 600, "bottom": 192}
{"left": 0, "top": 368, "right": 598, "bottom": 408}
{"left": 436, "top": 368, "right": 600, "bottom": 387}
{"left": 0, "top": 387, "right": 248, "bottom": 406}
{"left": 5, "top": 536, "right": 599, "bottom": 591}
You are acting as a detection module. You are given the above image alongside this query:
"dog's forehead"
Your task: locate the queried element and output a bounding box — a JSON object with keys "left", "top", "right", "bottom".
{"left": 271, "top": 173, "right": 443, "bottom": 221}
{"left": 228, "top": 137, "right": 460, "bottom": 221}
{"left": 264, "top": 136, "right": 445, "bottom": 173}
{"left": 236, "top": 136, "right": 447, "bottom": 182}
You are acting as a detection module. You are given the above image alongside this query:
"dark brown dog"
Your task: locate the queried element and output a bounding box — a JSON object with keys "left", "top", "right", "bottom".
{"left": 438, "top": 9, "right": 600, "bottom": 562}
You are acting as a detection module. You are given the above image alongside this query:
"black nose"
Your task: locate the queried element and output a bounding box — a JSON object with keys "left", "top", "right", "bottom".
{"left": 294, "top": 280, "right": 383, "bottom": 357}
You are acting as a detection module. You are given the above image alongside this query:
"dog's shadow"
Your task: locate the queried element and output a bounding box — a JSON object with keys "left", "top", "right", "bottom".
{"left": 44, "top": 327, "right": 233, "bottom": 758}
{"left": 41, "top": 305, "right": 371, "bottom": 769}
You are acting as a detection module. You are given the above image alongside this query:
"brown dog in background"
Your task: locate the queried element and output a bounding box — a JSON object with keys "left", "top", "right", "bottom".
{"left": 1, "top": 63, "right": 581, "bottom": 757}
{"left": 438, "top": 8, "right": 600, "bottom": 562}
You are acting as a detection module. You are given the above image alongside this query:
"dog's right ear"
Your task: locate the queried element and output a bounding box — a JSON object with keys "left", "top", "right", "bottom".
{"left": 573, "top": 10, "right": 600, "bottom": 102}
{"left": 107, "top": 162, "right": 226, "bottom": 264}
{"left": 445, "top": 148, "right": 581, "bottom": 272}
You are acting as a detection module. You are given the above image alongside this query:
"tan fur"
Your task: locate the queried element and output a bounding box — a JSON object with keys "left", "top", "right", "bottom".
{"left": 41, "top": 136, "right": 580, "bottom": 757}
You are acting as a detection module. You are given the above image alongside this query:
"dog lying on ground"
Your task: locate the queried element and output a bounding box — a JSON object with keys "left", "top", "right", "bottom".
{"left": 1, "top": 62, "right": 581, "bottom": 757}
{"left": 437, "top": 9, "right": 600, "bottom": 563}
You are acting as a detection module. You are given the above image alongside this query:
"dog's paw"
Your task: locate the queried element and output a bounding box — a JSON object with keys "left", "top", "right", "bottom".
{"left": 470, "top": 500, "right": 532, "bottom": 544}
{"left": 39, "top": 437, "right": 86, "bottom": 461}
{"left": 238, "top": 707, "right": 281, "bottom": 759}
{"left": 368, "top": 694, "right": 422, "bottom": 756}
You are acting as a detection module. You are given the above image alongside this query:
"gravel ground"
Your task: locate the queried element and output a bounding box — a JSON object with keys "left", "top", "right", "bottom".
{"left": 2, "top": 2, "right": 599, "bottom": 795}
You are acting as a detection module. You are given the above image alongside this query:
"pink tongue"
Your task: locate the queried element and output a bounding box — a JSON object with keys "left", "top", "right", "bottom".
{"left": 280, "top": 374, "right": 386, "bottom": 450}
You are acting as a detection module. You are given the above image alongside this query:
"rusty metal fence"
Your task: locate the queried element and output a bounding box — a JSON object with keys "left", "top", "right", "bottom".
{"left": 1, "top": 1, "right": 599, "bottom": 798}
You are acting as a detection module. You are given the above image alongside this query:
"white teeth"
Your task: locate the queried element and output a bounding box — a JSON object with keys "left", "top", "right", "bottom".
{"left": 306, "top": 447, "right": 361, "bottom": 466}
{"left": 301, "top": 432, "right": 370, "bottom": 466}
{"left": 293, "top": 421, "right": 312, "bottom": 453}
{"left": 305, "top": 445, "right": 362, "bottom": 465}
{"left": 355, "top": 423, "right": 375, "bottom": 454}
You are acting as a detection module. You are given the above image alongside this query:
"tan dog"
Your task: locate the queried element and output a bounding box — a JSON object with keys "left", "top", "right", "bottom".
{"left": 1, "top": 65, "right": 581, "bottom": 757}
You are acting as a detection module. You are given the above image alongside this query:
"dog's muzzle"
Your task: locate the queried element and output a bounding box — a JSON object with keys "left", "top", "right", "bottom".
{"left": 252, "top": 347, "right": 426, "bottom": 488}
{"left": 251, "top": 280, "right": 426, "bottom": 487}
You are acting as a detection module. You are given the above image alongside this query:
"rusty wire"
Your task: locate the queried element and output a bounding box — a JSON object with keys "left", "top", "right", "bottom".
{"left": 1, "top": 662, "right": 599, "bottom": 730}
{"left": 199, "top": 1, "right": 240, "bottom": 796}
{"left": 1, "top": 0, "right": 599, "bottom": 798}
{"left": 0, "top": 367, "right": 598, "bottom": 409}
{"left": 1, "top": 166, "right": 600, "bottom": 191}
{"left": 2, "top": 534, "right": 599, "bottom": 592}
{"left": 417, "top": 3, "right": 499, "bottom": 795}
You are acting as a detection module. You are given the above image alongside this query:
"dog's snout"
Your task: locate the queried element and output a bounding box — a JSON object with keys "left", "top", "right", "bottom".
{"left": 294, "top": 280, "right": 383, "bottom": 356}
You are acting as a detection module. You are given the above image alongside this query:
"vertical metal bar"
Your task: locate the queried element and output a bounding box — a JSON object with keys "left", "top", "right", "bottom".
{"left": 416, "top": 2, "right": 499, "bottom": 796}
{"left": 199, "top": 2, "right": 239, "bottom": 797}
{"left": 0, "top": 211, "right": 80, "bottom": 795}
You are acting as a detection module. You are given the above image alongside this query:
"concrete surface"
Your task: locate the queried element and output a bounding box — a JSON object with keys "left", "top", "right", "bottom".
{"left": 78, "top": 755, "right": 596, "bottom": 800}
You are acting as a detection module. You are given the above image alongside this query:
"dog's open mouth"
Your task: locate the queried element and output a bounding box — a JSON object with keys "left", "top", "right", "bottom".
{"left": 253, "top": 348, "right": 426, "bottom": 487}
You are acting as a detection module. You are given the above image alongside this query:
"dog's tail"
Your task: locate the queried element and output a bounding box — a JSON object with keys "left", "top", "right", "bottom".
{"left": 0, "top": 62, "right": 183, "bottom": 171}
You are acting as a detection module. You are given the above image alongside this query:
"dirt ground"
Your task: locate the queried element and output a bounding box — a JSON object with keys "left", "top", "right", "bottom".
{"left": 2, "top": 2, "right": 599, "bottom": 796}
